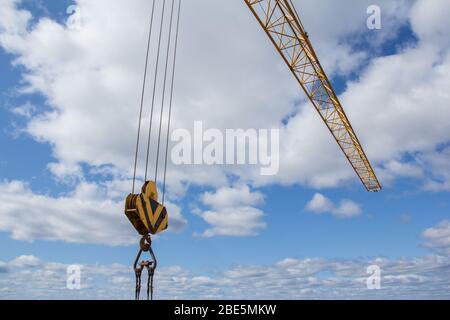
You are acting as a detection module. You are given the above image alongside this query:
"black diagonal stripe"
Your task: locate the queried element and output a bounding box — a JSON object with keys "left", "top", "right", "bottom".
{"left": 154, "top": 206, "right": 168, "bottom": 232}
{"left": 149, "top": 197, "right": 159, "bottom": 217}
{"left": 139, "top": 194, "right": 155, "bottom": 234}
{"left": 141, "top": 181, "right": 148, "bottom": 195}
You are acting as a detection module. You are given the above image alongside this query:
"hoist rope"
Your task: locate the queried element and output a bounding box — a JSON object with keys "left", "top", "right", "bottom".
{"left": 144, "top": 0, "right": 167, "bottom": 181}
{"left": 132, "top": 0, "right": 181, "bottom": 204}
{"left": 162, "top": 0, "right": 182, "bottom": 204}
{"left": 154, "top": 0, "right": 176, "bottom": 184}
{"left": 132, "top": 0, "right": 156, "bottom": 194}
{"left": 129, "top": 0, "right": 182, "bottom": 302}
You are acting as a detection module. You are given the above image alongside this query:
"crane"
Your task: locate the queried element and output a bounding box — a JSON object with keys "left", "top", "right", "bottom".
{"left": 124, "top": 0, "right": 382, "bottom": 300}
{"left": 125, "top": 0, "right": 180, "bottom": 301}
{"left": 244, "top": 0, "right": 381, "bottom": 192}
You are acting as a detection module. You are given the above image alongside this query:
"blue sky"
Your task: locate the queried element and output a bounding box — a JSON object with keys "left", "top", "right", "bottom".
{"left": 1, "top": 0, "right": 450, "bottom": 299}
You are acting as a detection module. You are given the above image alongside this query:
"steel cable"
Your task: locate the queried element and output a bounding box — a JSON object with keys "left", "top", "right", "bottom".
{"left": 162, "top": 0, "right": 182, "bottom": 204}
{"left": 154, "top": 0, "right": 176, "bottom": 184}
{"left": 132, "top": 0, "right": 156, "bottom": 194}
{"left": 144, "top": 0, "right": 167, "bottom": 181}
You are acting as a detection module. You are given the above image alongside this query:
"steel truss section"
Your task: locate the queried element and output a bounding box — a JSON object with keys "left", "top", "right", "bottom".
{"left": 244, "top": 0, "right": 381, "bottom": 192}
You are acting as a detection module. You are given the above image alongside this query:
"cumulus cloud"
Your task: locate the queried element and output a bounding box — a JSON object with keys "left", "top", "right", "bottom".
{"left": 195, "top": 185, "right": 266, "bottom": 237}
{"left": 422, "top": 220, "right": 450, "bottom": 255}
{"left": 10, "top": 101, "right": 36, "bottom": 119}
{"left": 9, "top": 255, "right": 41, "bottom": 268}
{"left": 251, "top": 0, "right": 450, "bottom": 190}
{"left": 1, "top": 253, "right": 449, "bottom": 299}
{"left": 0, "top": 0, "right": 429, "bottom": 192}
{"left": 418, "top": 147, "right": 450, "bottom": 192}
{"left": 0, "top": 180, "right": 186, "bottom": 245}
{"left": 305, "top": 193, "right": 334, "bottom": 213}
{"left": 1, "top": 0, "right": 450, "bottom": 245}
{"left": 0, "top": 180, "right": 134, "bottom": 245}
{"left": 200, "top": 185, "right": 265, "bottom": 209}
{"left": 306, "top": 193, "right": 362, "bottom": 219}
{"left": 335, "top": 0, "right": 450, "bottom": 189}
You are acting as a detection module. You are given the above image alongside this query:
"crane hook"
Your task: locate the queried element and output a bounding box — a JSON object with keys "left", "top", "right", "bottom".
{"left": 133, "top": 234, "right": 157, "bottom": 300}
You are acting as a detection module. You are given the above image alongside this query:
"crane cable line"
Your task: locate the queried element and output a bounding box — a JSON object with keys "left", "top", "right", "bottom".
{"left": 144, "top": 0, "right": 167, "bottom": 182}
{"left": 155, "top": 0, "right": 176, "bottom": 187}
{"left": 131, "top": 0, "right": 156, "bottom": 195}
{"left": 125, "top": 0, "right": 181, "bottom": 300}
{"left": 162, "top": 0, "right": 182, "bottom": 205}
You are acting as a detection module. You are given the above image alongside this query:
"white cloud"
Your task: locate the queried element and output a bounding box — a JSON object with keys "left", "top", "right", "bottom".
{"left": 9, "top": 255, "right": 41, "bottom": 268}
{"left": 410, "top": 0, "right": 450, "bottom": 47}
{"left": 200, "top": 185, "right": 264, "bottom": 210}
{"left": 306, "top": 193, "right": 362, "bottom": 219}
{"left": 305, "top": 193, "right": 334, "bottom": 213}
{"left": 0, "top": 180, "right": 187, "bottom": 245}
{"left": 422, "top": 220, "right": 450, "bottom": 255}
{"left": 166, "top": 200, "right": 188, "bottom": 233}
{"left": 1, "top": 252, "right": 449, "bottom": 299}
{"left": 333, "top": 0, "right": 450, "bottom": 189}
{"left": 196, "top": 207, "right": 266, "bottom": 238}
{"left": 11, "top": 101, "right": 36, "bottom": 119}
{"left": 418, "top": 147, "right": 450, "bottom": 192}
{"left": 0, "top": 0, "right": 427, "bottom": 193}
{"left": 0, "top": 0, "right": 31, "bottom": 36}
{"left": 333, "top": 200, "right": 362, "bottom": 218}
{"left": 378, "top": 160, "right": 424, "bottom": 185}
{"left": 47, "top": 162, "right": 83, "bottom": 183}
{"left": 196, "top": 185, "right": 266, "bottom": 237}
{"left": 254, "top": 0, "right": 450, "bottom": 190}
{"left": 1, "top": 0, "right": 450, "bottom": 245}
{"left": 0, "top": 180, "right": 134, "bottom": 245}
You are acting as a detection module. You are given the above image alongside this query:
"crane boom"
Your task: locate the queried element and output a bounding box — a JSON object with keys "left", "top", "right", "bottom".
{"left": 244, "top": 0, "right": 381, "bottom": 192}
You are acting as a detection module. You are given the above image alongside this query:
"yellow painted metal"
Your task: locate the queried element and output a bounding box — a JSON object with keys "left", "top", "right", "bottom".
{"left": 125, "top": 181, "right": 169, "bottom": 235}
{"left": 244, "top": 0, "right": 381, "bottom": 192}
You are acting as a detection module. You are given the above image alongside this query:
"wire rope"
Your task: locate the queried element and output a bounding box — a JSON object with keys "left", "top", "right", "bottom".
{"left": 154, "top": 0, "right": 176, "bottom": 184}
{"left": 132, "top": 0, "right": 156, "bottom": 194}
{"left": 162, "top": 0, "right": 182, "bottom": 204}
{"left": 144, "top": 0, "right": 167, "bottom": 181}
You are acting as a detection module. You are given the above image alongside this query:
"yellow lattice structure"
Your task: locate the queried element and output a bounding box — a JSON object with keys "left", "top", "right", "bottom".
{"left": 244, "top": 0, "right": 381, "bottom": 192}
